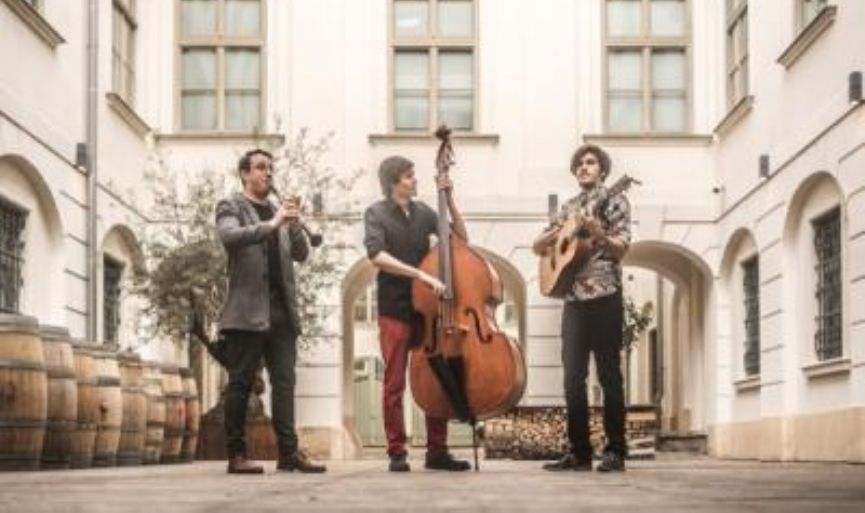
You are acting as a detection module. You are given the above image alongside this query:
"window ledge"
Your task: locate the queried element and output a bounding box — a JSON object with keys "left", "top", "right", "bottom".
{"left": 154, "top": 132, "right": 286, "bottom": 145}
{"left": 1, "top": 0, "right": 64, "bottom": 48}
{"left": 582, "top": 133, "right": 713, "bottom": 147}
{"left": 777, "top": 5, "right": 837, "bottom": 69}
{"left": 106, "top": 92, "right": 151, "bottom": 138}
{"left": 714, "top": 95, "right": 754, "bottom": 136}
{"left": 802, "top": 357, "right": 851, "bottom": 380}
{"left": 368, "top": 132, "right": 500, "bottom": 145}
{"left": 733, "top": 374, "right": 761, "bottom": 393}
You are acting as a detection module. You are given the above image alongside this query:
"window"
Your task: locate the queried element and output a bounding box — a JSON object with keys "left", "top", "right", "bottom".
{"left": 391, "top": 0, "right": 476, "bottom": 131}
{"left": 103, "top": 256, "right": 124, "bottom": 345}
{"left": 0, "top": 198, "right": 27, "bottom": 314}
{"left": 741, "top": 256, "right": 760, "bottom": 376}
{"left": 113, "top": 0, "right": 137, "bottom": 105}
{"left": 725, "top": 0, "right": 748, "bottom": 108}
{"left": 604, "top": 0, "right": 690, "bottom": 133}
{"left": 178, "top": 0, "right": 264, "bottom": 131}
{"left": 798, "top": 0, "right": 828, "bottom": 30}
{"left": 812, "top": 208, "right": 842, "bottom": 361}
{"left": 354, "top": 282, "right": 378, "bottom": 324}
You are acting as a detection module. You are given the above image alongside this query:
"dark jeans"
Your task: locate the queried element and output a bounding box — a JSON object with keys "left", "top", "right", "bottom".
{"left": 224, "top": 297, "right": 297, "bottom": 457}
{"left": 561, "top": 291, "right": 626, "bottom": 460}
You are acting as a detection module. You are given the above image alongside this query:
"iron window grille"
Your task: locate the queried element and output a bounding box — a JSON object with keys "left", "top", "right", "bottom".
{"left": 103, "top": 256, "right": 124, "bottom": 345}
{"left": 742, "top": 256, "right": 760, "bottom": 376}
{"left": 812, "top": 207, "right": 842, "bottom": 361}
{"left": 0, "top": 198, "right": 27, "bottom": 314}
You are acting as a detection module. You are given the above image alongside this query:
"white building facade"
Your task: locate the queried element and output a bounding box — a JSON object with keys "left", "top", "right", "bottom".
{"left": 1, "top": 0, "right": 863, "bottom": 462}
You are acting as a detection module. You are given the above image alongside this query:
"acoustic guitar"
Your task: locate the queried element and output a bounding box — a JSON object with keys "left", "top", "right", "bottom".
{"left": 538, "top": 175, "right": 640, "bottom": 298}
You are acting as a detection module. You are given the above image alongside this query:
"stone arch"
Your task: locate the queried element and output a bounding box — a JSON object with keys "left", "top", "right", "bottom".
{"left": 781, "top": 171, "right": 847, "bottom": 373}
{"left": 338, "top": 246, "right": 529, "bottom": 456}
{"left": 100, "top": 224, "right": 147, "bottom": 348}
{"left": 718, "top": 228, "right": 760, "bottom": 389}
{"left": 0, "top": 154, "right": 66, "bottom": 325}
{"left": 622, "top": 239, "right": 715, "bottom": 434}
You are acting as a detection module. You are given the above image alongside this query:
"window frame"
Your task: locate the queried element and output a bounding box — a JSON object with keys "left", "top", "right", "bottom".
{"left": 796, "top": 0, "right": 828, "bottom": 32}
{"left": 811, "top": 206, "right": 843, "bottom": 362}
{"left": 0, "top": 196, "right": 28, "bottom": 315}
{"left": 175, "top": 0, "right": 267, "bottom": 134}
{"left": 740, "top": 255, "right": 760, "bottom": 377}
{"left": 602, "top": 0, "right": 693, "bottom": 134}
{"left": 725, "top": 0, "right": 749, "bottom": 109}
{"left": 102, "top": 255, "right": 125, "bottom": 346}
{"left": 388, "top": 0, "right": 479, "bottom": 133}
{"left": 112, "top": 0, "right": 137, "bottom": 106}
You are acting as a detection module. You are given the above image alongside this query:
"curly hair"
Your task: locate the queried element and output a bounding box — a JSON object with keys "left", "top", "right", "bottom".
{"left": 570, "top": 144, "right": 611, "bottom": 181}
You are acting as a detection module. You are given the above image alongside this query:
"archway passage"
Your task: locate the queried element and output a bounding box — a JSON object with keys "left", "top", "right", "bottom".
{"left": 622, "top": 240, "right": 714, "bottom": 438}
{"left": 340, "top": 248, "right": 527, "bottom": 455}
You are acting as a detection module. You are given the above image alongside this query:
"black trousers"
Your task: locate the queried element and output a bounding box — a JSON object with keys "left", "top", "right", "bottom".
{"left": 223, "top": 297, "right": 298, "bottom": 457}
{"left": 561, "top": 291, "right": 626, "bottom": 459}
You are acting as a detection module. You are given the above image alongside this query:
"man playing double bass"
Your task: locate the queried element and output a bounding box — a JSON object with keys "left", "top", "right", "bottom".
{"left": 533, "top": 144, "right": 632, "bottom": 472}
{"left": 363, "top": 155, "right": 471, "bottom": 472}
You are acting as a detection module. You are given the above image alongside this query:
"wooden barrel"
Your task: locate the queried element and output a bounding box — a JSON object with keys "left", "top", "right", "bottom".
{"left": 117, "top": 352, "right": 146, "bottom": 466}
{"left": 70, "top": 342, "right": 98, "bottom": 468}
{"left": 179, "top": 368, "right": 200, "bottom": 463}
{"left": 0, "top": 314, "right": 47, "bottom": 471}
{"left": 92, "top": 350, "right": 122, "bottom": 467}
{"left": 39, "top": 325, "right": 77, "bottom": 470}
{"left": 142, "top": 362, "right": 165, "bottom": 464}
{"left": 159, "top": 365, "right": 185, "bottom": 463}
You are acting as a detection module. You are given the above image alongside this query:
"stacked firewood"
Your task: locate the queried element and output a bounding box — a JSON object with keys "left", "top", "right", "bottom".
{"left": 483, "top": 405, "right": 659, "bottom": 460}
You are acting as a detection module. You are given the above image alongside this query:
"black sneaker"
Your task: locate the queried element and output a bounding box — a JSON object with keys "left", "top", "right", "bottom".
{"left": 596, "top": 451, "right": 625, "bottom": 472}
{"left": 424, "top": 451, "right": 470, "bottom": 471}
{"left": 389, "top": 452, "right": 410, "bottom": 472}
{"left": 542, "top": 453, "right": 592, "bottom": 472}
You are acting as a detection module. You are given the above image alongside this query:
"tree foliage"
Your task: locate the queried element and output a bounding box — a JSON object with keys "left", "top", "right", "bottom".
{"left": 134, "top": 129, "right": 362, "bottom": 352}
{"left": 623, "top": 295, "right": 653, "bottom": 353}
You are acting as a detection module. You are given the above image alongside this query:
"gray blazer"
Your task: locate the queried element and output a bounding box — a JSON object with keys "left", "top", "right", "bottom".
{"left": 216, "top": 192, "right": 309, "bottom": 333}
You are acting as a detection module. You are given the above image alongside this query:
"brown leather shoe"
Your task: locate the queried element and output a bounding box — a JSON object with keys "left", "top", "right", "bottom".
{"left": 227, "top": 455, "right": 264, "bottom": 474}
{"left": 277, "top": 450, "right": 327, "bottom": 473}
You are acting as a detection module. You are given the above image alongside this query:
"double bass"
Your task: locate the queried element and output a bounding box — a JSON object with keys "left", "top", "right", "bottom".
{"left": 410, "top": 126, "right": 527, "bottom": 469}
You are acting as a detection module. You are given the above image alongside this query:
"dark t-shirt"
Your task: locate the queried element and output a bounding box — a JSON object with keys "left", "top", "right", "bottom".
{"left": 248, "top": 200, "right": 285, "bottom": 298}
{"left": 363, "top": 199, "right": 438, "bottom": 322}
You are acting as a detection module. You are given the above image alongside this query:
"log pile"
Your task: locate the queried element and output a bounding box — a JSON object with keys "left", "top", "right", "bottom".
{"left": 483, "top": 404, "right": 659, "bottom": 460}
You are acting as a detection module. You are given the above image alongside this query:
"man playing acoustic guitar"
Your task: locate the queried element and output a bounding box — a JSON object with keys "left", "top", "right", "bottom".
{"left": 532, "top": 144, "right": 632, "bottom": 472}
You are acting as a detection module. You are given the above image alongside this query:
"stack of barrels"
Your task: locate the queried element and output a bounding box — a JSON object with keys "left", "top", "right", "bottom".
{"left": 0, "top": 313, "right": 201, "bottom": 471}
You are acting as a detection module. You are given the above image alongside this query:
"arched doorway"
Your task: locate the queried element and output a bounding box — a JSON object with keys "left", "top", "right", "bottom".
{"left": 340, "top": 248, "right": 527, "bottom": 455}
{"left": 622, "top": 240, "right": 715, "bottom": 435}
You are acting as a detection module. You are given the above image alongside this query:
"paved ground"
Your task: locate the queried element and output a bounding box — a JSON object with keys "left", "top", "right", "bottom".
{"left": 1, "top": 454, "right": 863, "bottom": 513}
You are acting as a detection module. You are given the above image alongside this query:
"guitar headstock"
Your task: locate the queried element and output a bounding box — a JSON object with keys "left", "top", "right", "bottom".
{"left": 608, "top": 174, "right": 642, "bottom": 196}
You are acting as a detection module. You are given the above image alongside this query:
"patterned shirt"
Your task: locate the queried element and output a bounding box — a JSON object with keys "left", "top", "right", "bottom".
{"left": 555, "top": 185, "right": 632, "bottom": 302}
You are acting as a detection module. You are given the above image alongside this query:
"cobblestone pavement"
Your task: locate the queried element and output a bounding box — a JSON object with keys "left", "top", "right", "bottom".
{"left": 1, "top": 454, "right": 863, "bottom": 513}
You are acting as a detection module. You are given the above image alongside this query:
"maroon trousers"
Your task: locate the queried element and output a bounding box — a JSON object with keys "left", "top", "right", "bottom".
{"left": 378, "top": 315, "right": 448, "bottom": 456}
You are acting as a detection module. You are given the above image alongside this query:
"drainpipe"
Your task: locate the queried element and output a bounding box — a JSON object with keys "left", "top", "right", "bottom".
{"left": 86, "top": 0, "right": 99, "bottom": 342}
